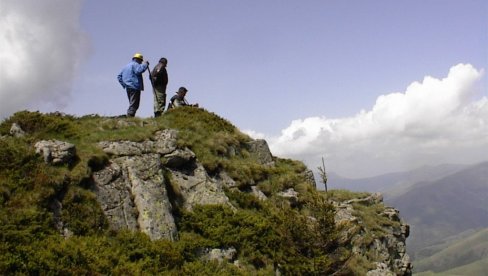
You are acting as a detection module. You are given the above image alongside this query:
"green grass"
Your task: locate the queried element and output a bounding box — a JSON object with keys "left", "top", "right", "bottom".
{"left": 325, "top": 189, "right": 371, "bottom": 201}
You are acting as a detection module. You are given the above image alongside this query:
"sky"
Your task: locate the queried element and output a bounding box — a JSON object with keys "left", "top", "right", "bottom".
{"left": 1, "top": 0, "right": 487, "bottom": 178}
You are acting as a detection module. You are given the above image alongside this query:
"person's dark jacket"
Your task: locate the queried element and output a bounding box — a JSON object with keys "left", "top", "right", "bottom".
{"left": 151, "top": 63, "right": 168, "bottom": 87}
{"left": 169, "top": 93, "right": 188, "bottom": 108}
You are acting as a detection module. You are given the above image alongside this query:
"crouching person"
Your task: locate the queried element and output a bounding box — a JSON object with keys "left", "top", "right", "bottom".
{"left": 167, "top": 87, "right": 199, "bottom": 109}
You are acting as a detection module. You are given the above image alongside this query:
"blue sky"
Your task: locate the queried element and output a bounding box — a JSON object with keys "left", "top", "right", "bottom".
{"left": 1, "top": 0, "right": 487, "bottom": 177}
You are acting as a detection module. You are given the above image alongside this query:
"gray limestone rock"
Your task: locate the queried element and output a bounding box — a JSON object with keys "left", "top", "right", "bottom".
{"left": 366, "top": 262, "right": 395, "bottom": 276}
{"left": 98, "top": 129, "right": 178, "bottom": 156}
{"left": 152, "top": 129, "right": 179, "bottom": 154}
{"left": 302, "top": 169, "right": 317, "bottom": 188}
{"left": 331, "top": 193, "right": 412, "bottom": 276}
{"left": 345, "top": 192, "right": 383, "bottom": 205}
{"left": 199, "top": 247, "right": 237, "bottom": 263}
{"left": 382, "top": 207, "right": 401, "bottom": 222}
{"left": 277, "top": 188, "right": 299, "bottom": 206}
{"left": 92, "top": 160, "right": 139, "bottom": 231}
{"left": 92, "top": 154, "right": 177, "bottom": 241}
{"left": 126, "top": 154, "right": 177, "bottom": 241}
{"left": 168, "top": 162, "right": 230, "bottom": 211}
{"left": 251, "top": 186, "right": 267, "bottom": 201}
{"left": 246, "top": 139, "right": 274, "bottom": 166}
{"left": 92, "top": 128, "right": 232, "bottom": 240}
{"left": 10, "top": 123, "right": 26, "bottom": 137}
{"left": 333, "top": 202, "right": 358, "bottom": 224}
{"left": 162, "top": 148, "right": 196, "bottom": 168}
{"left": 214, "top": 171, "right": 237, "bottom": 188}
{"left": 98, "top": 140, "right": 150, "bottom": 156}
{"left": 34, "top": 140, "right": 76, "bottom": 165}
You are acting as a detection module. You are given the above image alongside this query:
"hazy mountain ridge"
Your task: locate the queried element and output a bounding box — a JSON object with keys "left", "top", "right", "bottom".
{"left": 389, "top": 161, "right": 488, "bottom": 255}
{"left": 328, "top": 163, "right": 469, "bottom": 197}
{"left": 414, "top": 227, "right": 488, "bottom": 274}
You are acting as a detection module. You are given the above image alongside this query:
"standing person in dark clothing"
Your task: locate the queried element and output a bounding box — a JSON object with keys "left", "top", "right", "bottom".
{"left": 117, "top": 53, "right": 149, "bottom": 117}
{"left": 150, "top": 58, "right": 168, "bottom": 117}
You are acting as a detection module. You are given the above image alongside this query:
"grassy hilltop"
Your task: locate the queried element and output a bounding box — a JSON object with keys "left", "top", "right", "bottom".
{"left": 0, "top": 108, "right": 403, "bottom": 275}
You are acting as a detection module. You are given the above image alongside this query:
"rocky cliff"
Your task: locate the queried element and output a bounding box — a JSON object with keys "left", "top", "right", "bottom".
{"left": 0, "top": 110, "right": 411, "bottom": 275}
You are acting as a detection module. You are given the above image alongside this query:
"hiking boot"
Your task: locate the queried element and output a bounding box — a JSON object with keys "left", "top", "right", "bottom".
{"left": 154, "top": 111, "right": 161, "bottom": 118}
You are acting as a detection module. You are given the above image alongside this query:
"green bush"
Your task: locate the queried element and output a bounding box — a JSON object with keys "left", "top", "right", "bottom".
{"left": 0, "top": 111, "right": 78, "bottom": 140}
{"left": 178, "top": 201, "right": 338, "bottom": 274}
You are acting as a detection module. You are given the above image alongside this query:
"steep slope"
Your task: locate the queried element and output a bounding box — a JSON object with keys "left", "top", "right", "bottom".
{"left": 387, "top": 162, "right": 488, "bottom": 261}
{"left": 0, "top": 110, "right": 412, "bottom": 275}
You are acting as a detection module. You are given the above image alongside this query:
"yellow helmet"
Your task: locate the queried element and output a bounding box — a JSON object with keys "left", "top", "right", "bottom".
{"left": 133, "top": 53, "right": 143, "bottom": 60}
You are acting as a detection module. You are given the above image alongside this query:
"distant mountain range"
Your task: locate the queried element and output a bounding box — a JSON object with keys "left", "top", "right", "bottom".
{"left": 328, "top": 161, "right": 488, "bottom": 274}
{"left": 388, "top": 161, "right": 488, "bottom": 255}
{"left": 327, "top": 163, "right": 468, "bottom": 197}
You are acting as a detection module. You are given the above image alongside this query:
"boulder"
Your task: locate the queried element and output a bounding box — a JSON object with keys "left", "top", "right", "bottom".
{"left": 168, "top": 162, "right": 230, "bottom": 211}
{"left": 251, "top": 186, "right": 267, "bottom": 201}
{"left": 199, "top": 247, "right": 237, "bottom": 263}
{"left": 215, "top": 171, "right": 237, "bottom": 188}
{"left": 277, "top": 188, "right": 299, "bottom": 206}
{"left": 10, "top": 123, "right": 26, "bottom": 137}
{"left": 246, "top": 139, "right": 274, "bottom": 166}
{"left": 34, "top": 140, "right": 76, "bottom": 165}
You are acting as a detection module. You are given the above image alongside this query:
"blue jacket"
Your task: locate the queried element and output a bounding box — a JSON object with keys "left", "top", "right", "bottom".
{"left": 117, "top": 60, "right": 148, "bottom": 91}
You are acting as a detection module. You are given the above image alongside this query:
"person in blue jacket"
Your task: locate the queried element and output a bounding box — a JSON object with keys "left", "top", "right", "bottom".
{"left": 117, "top": 53, "right": 149, "bottom": 117}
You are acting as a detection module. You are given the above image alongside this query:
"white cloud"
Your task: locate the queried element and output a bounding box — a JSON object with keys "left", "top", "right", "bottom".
{"left": 267, "top": 64, "right": 487, "bottom": 178}
{"left": 0, "top": 0, "right": 88, "bottom": 119}
{"left": 243, "top": 129, "right": 267, "bottom": 140}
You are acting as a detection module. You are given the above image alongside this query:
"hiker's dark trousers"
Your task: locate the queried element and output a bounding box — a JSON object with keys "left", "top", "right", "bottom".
{"left": 153, "top": 85, "right": 167, "bottom": 114}
{"left": 126, "top": 88, "right": 141, "bottom": 117}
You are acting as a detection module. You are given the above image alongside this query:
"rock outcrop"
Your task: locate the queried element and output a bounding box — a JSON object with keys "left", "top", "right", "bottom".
{"left": 91, "top": 129, "right": 230, "bottom": 240}
{"left": 333, "top": 192, "right": 412, "bottom": 275}
{"left": 92, "top": 153, "right": 177, "bottom": 241}
{"left": 246, "top": 139, "right": 274, "bottom": 166}
{"left": 34, "top": 140, "right": 76, "bottom": 165}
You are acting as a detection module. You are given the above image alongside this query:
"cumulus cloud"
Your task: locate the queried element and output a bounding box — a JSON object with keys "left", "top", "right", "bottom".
{"left": 265, "top": 64, "right": 487, "bottom": 178}
{"left": 0, "top": 0, "right": 88, "bottom": 119}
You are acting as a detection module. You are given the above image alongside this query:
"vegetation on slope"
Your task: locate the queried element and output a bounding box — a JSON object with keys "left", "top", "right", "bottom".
{"left": 0, "top": 109, "right": 399, "bottom": 274}
{"left": 0, "top": 109, "right": 345, "bottom": 274}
